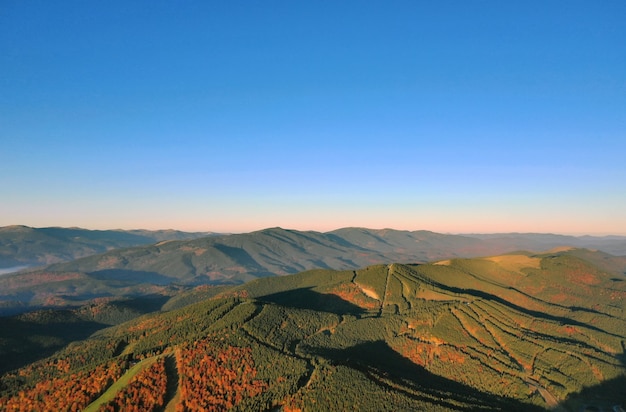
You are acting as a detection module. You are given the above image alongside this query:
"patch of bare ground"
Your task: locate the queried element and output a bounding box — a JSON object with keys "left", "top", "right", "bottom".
{"left": 358, "top": 285, "right": 380, "bottom": 300}
{"left": 484, "top": 254, "right": 541, "bottom": 272}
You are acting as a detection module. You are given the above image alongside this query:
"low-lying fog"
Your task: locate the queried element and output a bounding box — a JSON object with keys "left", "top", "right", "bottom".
{"left": 0, "top": 265, "right": 30, "bottom": 275}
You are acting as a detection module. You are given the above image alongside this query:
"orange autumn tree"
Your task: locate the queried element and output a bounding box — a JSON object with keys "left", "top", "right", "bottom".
{"left": 1, "top": 359, "right": 124, "bottom": 412}
{"left": 176, "top": 335, "right": 267, "bottom": 411}
{"left": 100, "top": 357, "right": 167, "bottom": 411}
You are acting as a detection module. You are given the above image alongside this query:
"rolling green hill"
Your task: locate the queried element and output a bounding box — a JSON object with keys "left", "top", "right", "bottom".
{"left": 1, "top": 249, "right": 624, "bottom": 411}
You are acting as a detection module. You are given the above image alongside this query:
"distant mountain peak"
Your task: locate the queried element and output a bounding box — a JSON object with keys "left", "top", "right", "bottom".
{"left": 0, "top": 225, "right": 33, "bottom": 232}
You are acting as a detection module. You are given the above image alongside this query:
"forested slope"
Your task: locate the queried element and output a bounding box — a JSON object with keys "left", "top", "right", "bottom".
{"left": 1, "top": 249, "right": 624, "bottom": 411}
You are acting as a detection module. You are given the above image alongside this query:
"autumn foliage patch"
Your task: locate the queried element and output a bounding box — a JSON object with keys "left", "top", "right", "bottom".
{"left": 1, "top": 360, "right": 124, "bottom": 411}
{"left": 176, "top": 335, "right": 267, "bottom": 411}
{"left": 99, "top": 357, "right": 167, "bottom": 411}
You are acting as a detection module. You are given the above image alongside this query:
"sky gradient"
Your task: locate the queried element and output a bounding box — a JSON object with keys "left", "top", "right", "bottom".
{"left": 1, "top": 1, "right": 625, "bottom": 234}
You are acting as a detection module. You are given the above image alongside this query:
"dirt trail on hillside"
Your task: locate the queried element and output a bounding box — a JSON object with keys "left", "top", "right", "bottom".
{"left": 524, "top": 377, "right": 566, "bottom": 412}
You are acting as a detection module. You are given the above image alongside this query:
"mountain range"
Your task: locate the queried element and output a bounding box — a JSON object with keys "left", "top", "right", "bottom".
{"left": 3, "top": 226, "right": 626, "bottom": 274}
{"left": 1, "top": 226, "right": 625, "bottom": 316}
{"left": 0, "top": 225, "right": 214, "bottom": 271}
{"left": 0, "top": 226, "right": 625, "bottom": 411}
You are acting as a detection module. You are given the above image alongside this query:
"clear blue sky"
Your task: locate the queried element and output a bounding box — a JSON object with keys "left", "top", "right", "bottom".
{"left": 1, "top": 1, "right": 625, "bottom": 234}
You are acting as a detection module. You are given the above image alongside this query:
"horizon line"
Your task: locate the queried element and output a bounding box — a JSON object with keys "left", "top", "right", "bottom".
{"left": 2, "top": 224, "right": 625, "bottom": 238}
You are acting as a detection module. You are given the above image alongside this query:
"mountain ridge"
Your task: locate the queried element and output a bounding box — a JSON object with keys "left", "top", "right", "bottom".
{"left": 3, "top": 225, "right": 626, "bottom": 272}
{"left": 0, "top": 225, "right": 216, "bottom": 270}
{"left": 2, "top": 227, "right": 626, "bottom": 316}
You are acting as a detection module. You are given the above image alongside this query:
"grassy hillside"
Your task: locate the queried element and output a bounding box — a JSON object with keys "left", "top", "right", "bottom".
{"left": 1, "top": 249, "right": 624, "bottom": 411}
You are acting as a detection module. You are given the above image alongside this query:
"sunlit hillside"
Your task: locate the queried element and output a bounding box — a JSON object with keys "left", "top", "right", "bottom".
{"left": 1, "top": 249, "right": 624, "bottom": 411}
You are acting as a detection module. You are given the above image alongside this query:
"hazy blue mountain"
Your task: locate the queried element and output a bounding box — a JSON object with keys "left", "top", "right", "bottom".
{"left": 40, "top": 227, "right": 500, "bottom": 285}
{"left": 468, "top": 232, "right": 626, "bottom": 256}
{"left": 0, "top": 225, "right": 215, "bottom": 270}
